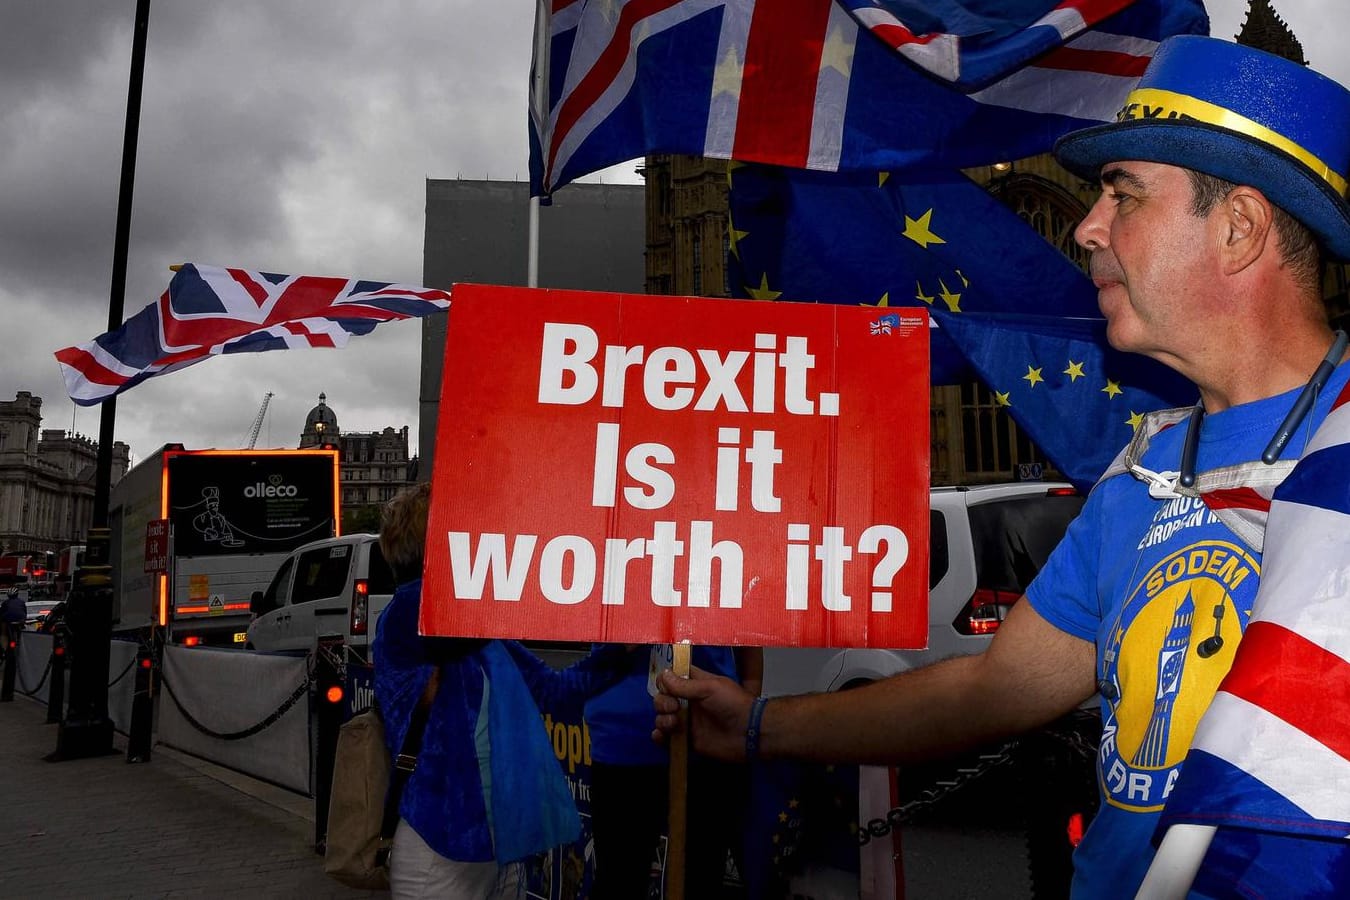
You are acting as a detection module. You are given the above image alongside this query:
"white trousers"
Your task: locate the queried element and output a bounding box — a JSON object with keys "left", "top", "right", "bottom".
{"left": 390, "top": 818, "right": 524, "bottom": 900}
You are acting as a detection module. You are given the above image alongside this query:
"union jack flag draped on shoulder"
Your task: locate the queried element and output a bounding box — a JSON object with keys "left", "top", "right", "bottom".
{"left": 528, "top": 0, "right": 1207, "bottom": 196}
{"left": 1153, "top": 379, "right": 1350, "bottom": 897}
{"left": 55, "top": 263, "right": 452, "bottom": 406}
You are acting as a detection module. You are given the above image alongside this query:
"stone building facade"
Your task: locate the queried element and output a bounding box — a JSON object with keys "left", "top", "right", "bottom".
{"left": 0, "top": 391, "right": 130, "bottom": 555}
{"left": 297, "top": 393, "right": 417, "bottom": 533}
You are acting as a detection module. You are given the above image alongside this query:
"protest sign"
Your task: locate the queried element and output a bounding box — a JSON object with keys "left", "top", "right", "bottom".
{"left": 423, "top": 285, "right": 929, "bottom": 648}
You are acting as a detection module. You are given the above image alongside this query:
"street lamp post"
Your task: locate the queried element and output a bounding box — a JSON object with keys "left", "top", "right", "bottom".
{"left": 53, "top": 0, "right": 151, "bottom": 761}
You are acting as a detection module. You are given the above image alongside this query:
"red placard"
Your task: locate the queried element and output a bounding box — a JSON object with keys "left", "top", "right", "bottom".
{"left": 423, "top": 285, "right": 930, "bottom": 648}
{"left": 144, "top": 518, "right": 170, "bottom": 574}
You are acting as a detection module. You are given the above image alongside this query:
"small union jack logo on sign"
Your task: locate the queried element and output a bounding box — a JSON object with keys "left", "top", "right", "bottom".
{"left": 871, "top": 314, "right": 899, "bottom": 335}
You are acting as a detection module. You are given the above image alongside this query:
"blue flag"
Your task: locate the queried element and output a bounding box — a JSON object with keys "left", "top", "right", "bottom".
{"left": 933, "top": 312, "right": 1193, "bottom": 489}
{"left": 726, "top": 165, "right": 1102, "bottom": 383}
{"left": 529, "top": 0, "right": 1207, "bottom": 196}
{"left": 838, "top": 0, "right": 1161, "bottom": 91}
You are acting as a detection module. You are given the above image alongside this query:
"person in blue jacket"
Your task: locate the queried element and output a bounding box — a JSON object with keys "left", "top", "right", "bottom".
{"left": 373, "top": 482, "right": 634, "bottom": 899}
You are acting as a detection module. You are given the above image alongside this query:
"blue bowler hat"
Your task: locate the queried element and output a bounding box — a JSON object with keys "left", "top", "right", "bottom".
{"left": 1055, "top": 35, "right": 1350, "bottom": 260}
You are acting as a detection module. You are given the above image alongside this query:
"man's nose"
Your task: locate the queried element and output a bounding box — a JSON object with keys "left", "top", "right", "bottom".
{"left": 1074, "top": 193, "right": 1111, "bottom": 251}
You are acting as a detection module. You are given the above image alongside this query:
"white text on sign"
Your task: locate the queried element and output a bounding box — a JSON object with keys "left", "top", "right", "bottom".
{"left": 447, "top": 521, "right": 906, "bottom": 612}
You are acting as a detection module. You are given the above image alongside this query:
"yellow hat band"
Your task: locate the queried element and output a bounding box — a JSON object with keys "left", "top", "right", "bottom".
{"left": 1118, "top": 88, "right": 1348, "bottom": 197}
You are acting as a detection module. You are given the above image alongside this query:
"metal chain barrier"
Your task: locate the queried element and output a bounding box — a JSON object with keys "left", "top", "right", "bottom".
{"left": 107, "top": 656, "right": 137, "bottom": 689}
{"left": 1053, "top": 721, "right": 1100, "bottom": 760}
{"left": 857, "top": 739, "right": 1022, "bottom": 846}
{"left": 856, "top": 717, "right": 1102, "bottom": 846}
{"left": 160, "top": 669, "right": 311, "bottom": 741}
{"left": 16, "top": 653, "right": 52, "bottom": 698}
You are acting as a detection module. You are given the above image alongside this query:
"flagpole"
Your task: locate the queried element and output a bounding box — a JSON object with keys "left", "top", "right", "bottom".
{"left": 528, "top": 0, "right": 551, "bottom": 288}
{"left": 1135, "top": 824, "right": 1216, "bottom": 898}
{"left": 529, "top": 196, "right": 540, "bottom": 288}
{"left": 53, "top": 0, "right": 151, "bottom": 761}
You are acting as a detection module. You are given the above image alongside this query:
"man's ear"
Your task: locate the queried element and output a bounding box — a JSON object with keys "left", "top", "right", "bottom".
{"left": 1220, "top": 187, "right": 1274, "bottom": 274}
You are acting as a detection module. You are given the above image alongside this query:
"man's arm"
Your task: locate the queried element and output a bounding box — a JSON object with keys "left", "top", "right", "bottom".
{"left": 655, "top": 599, "right": 1096, "bottom": 765}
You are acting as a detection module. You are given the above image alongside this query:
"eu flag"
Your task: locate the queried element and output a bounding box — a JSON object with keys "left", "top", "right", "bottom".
{"left": 726, "top": 165, "right": 1102, "bottom": 384}
{"left": 933, "top": 312, "right": 1193, "bottom": 489}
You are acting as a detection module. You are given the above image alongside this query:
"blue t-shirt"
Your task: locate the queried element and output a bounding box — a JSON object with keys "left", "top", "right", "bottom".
{"left": 1026, "top": 362, "right": 1350, "bottom": 898}
{"left": 585, "top": 644, "right": 739, "bottom": 765}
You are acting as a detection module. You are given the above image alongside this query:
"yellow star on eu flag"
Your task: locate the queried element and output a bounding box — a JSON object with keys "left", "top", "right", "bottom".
{"left": 1022, "top": 366, "right": 1044, "bottom": 387}
{"left": 902, "top": 208, "right": 946, "bottom": 249}
{"left": 937, "top": 278, "right": 961, "bottom": 312}
{"left": 1064, "top": 360, "right": 1085, "bottom": 382}
{"left": 821, "top": 22, "right": 856, "bottom": 77}
{"left": 1127, "top": 411, "right": 1145, "bottom": 430}
{"left": 995, "top": 391, "right": 1011, "bottom": 407}
{"left": 746, "top": 273, "right": 782, "bottom": 301}
{"left": 1102, "top": 380, "right": 1123, "bottom": 399}
{"left": 915, "top": 280, "right": 935, "bottom": 306}
{"left": 727, "top": 216, "right": 749, "bottom": 259}
{"left": 864, "top": 291, "right": 891, "bottom": 308}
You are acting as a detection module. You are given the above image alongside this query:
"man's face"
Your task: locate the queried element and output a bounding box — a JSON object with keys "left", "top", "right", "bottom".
{"left": 1073, "top": 161, "right": 1220, "bottom": 360}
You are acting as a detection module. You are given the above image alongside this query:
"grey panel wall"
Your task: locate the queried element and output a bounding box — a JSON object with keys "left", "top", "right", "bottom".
{"left": 419, "top": 180, "right": 646, "bottom": 476}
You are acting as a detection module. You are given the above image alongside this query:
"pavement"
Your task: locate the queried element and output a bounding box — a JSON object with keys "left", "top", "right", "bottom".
{"left": 0, "top": 687, "right": 1036, "bottom": 900}
{"left": 0, "top": 695, "right": 379, "bottom": 900}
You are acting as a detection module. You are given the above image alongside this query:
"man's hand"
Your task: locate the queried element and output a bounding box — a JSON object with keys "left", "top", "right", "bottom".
{"left": 652, "top": 665, "right": 755, "bottom": 761}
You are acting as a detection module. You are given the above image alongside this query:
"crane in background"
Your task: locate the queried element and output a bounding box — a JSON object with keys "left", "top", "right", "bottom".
{"left": 246, "top": 392, "right": 274, "bottom": 449}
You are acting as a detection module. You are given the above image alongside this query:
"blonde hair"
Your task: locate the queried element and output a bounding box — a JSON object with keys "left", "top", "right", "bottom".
{"left": 379, "top": 482, "right": 431, "bottom": 583}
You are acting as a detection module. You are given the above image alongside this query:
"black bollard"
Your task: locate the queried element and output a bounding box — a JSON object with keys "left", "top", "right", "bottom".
{"left": 47, "top": 632, "right": 67, "bottom": 724}
{"left": 1, "top": 631, "right": 16, "bottom": 702}
{"left": 126, "top": 640, "right": 155, "bottom": 763}
{"left": 312, "top": 634, "right": 347, "bottom": 853}
{"left": 54, "top": 527, "right": 116, "bottom": 759}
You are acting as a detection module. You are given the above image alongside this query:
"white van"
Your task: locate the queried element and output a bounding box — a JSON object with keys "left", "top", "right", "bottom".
{"left": 763, "top": 482, "right": 1085, "bottom": 696}
{"left": 246, "top": 533, "right": 397, "bottom": 653}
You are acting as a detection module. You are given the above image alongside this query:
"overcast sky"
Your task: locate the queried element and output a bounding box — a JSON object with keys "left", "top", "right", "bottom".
{"left": 2, "top": 0, "right": 1342, "bottom": 469}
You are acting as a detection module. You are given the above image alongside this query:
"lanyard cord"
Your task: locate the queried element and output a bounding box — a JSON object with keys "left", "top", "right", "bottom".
{"left": 1177, "top": 329, "right": 1348, "bottom": 488}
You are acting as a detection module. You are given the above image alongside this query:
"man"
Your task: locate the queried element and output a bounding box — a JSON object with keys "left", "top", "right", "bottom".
{"left": 655, "top": 35, "right": 1350, "bottom": 897}
{"left": 1, "top": 586, "right": 27, "bottom": 653}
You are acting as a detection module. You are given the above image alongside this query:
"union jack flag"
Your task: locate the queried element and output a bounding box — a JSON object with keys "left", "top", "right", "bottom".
{"left": 870, "top": 314, "right": 898, "bottom": 335}
{"left": 838, "top": 0, "right": 1140, "bottom": 91}
{"left": 55, "top": 264, "right": 452, "bottom": 406}
{"left": 528, "top": 0, "right": 1206, "bottom": 196}
{"left": 1154, "top": 377, "right": 1350, "bottom": 896}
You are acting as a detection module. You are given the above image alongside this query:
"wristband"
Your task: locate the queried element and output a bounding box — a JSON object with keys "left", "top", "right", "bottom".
{"left": 745, "top": 696, "right": 769, "bottom": 762}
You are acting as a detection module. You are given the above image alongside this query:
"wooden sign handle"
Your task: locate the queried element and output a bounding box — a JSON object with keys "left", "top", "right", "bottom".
{"left": 665, "top": 642, "right": 691, "bottom": 900}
